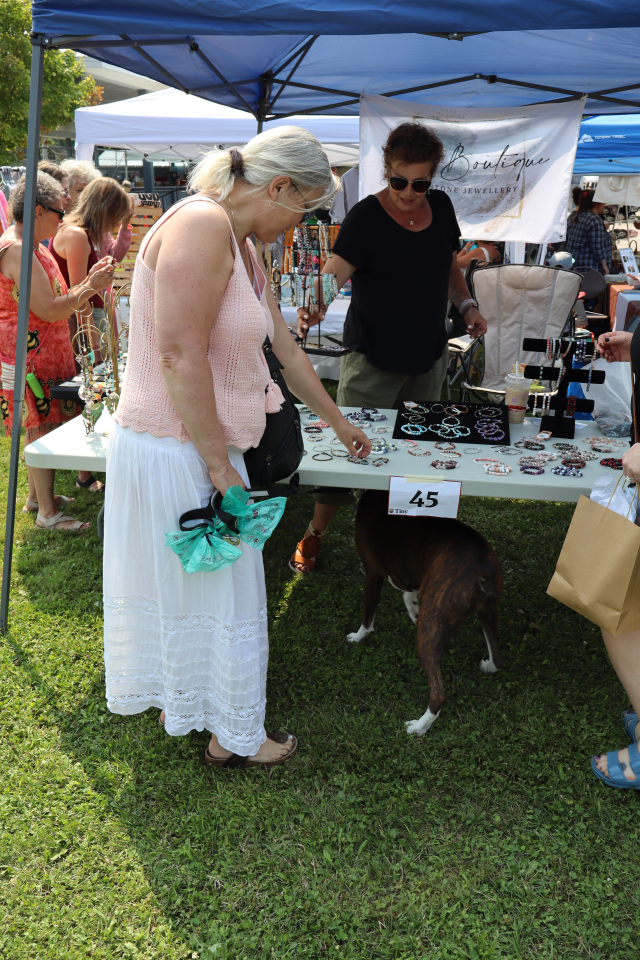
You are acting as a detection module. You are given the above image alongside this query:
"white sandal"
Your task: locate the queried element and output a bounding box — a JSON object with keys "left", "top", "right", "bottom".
{"left": 23, "top": 494, "right": 74, "bottom": 514}
{"left": 36, "top": 510, "right": 89, "bottom": 532}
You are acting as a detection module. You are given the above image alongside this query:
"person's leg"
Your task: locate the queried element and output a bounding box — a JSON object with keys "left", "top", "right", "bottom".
{"left": 33, "top": 466, "right": 89, "bottom": 531}
{"left": 594, "top": 628, "right": 640, "bottom": 781}
{"left": 77, "top": 471, "right": 104, "bottom": 492}
{"left": 291, "top": 352, "right": 401, "bottom": 573}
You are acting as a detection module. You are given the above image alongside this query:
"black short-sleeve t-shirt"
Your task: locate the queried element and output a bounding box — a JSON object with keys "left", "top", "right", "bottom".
{"left": 332, "top": 191, "right": 461, "bottom": 375}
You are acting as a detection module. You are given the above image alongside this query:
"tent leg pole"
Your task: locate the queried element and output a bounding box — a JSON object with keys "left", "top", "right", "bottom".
{"left": 257, "top": 119, "right": 263, "bottom": 134}
{"left": 0, "top": 37, "right": 45, "bottom": 635}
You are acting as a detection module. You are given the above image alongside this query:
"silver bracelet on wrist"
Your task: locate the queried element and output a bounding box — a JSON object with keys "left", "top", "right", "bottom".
{"left": 459, "top": 298, "right": 478, "bottom": 315}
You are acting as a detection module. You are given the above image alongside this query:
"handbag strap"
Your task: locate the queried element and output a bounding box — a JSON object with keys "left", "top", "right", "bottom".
{"left": 179, "top": 491, "right": 240, "bottom": 533}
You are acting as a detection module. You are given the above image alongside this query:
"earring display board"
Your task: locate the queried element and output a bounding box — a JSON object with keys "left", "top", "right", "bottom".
{"left": 391, "top": 401, "right": 511, "bottom": 446}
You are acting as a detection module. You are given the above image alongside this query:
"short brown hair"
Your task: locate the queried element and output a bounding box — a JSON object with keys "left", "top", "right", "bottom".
{"left": 382, "top": 122, "right": 445, "bottom": 175}
{"left": 59, "top": 177, "right": 130, "bottom": 251}
{"left": 38, "top": 160, "right": 65, "bottom": 184}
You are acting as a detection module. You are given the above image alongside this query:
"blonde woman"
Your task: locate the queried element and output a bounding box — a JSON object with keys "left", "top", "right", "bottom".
{"left": 59, "top": 159, "right": 134, "bottom": 261}
{"left": 103, "top": 127, "right": 371, "bottom": 768}
{"left": 52, "top": 177, "right": 131, "bottom": 491}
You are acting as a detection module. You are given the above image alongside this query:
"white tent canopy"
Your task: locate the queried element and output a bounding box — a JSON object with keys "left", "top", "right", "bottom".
{"left": 75, "top": 88, "right": 360, "bottom": 165}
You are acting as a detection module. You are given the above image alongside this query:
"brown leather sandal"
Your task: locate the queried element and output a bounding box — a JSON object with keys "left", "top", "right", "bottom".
{"left": 204, "top": 730, "right": 298, "bottom": 769}
{"left": 289, "top": 522, "right": 326, "bottom": 574}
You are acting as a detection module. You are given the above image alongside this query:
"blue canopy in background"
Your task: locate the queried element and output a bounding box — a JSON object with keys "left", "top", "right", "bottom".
{"left": 574, "top": 115, "right": 640, "bottom": 174}
{"left": 30, "top": 2, "right": 640, "bottom": 120}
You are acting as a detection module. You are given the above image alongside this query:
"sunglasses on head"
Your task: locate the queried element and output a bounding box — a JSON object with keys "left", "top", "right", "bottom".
{"left": 387, "top": 170, "right": 432, "bottom": 193}
{"left": 44, "top": 205, "right": 65, "bottom": 221}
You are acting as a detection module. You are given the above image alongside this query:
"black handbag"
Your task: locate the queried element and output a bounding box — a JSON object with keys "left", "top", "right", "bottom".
{"left": 243, "top": 336, "right": 304, "bottom": 496}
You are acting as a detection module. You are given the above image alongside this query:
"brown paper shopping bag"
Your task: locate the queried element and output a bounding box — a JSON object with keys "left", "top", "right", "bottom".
{"left": 547, "top": 490, "right": 640, "bottom": 635}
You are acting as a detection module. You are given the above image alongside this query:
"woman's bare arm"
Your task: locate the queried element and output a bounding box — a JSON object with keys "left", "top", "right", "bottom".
{"left": 296, "top": 251, "right": 356, "bottom": 337}
{"left": 0, "top": 242, "right": 112, "bottom": 323}
{"left": 153, "top": 204, "right": 245, "bottom": 492}
{"left": 53, "top": 226, "right": 92, "bottom": 289}
{"left": 259, "top": 257, "right": 371, "bottom": 459}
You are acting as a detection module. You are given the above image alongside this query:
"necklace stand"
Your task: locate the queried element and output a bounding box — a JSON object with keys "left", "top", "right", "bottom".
{"left": 521, "top": 337, "right": 605, "bottom": 439}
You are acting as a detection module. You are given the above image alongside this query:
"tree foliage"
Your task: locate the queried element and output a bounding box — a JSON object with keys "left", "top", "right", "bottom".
{"left": 0, "top": 0, "right": 101, "bottom": 164}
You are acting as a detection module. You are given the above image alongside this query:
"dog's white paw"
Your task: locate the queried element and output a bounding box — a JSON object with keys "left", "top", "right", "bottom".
{"left": 347, "top": 624, "right": 373, "bottom": 644}
{"left": 480, "top": 658, "right": 499, "bottom": 674}
{"left": 405, "top": 708, "right": 440, "bottom": 736}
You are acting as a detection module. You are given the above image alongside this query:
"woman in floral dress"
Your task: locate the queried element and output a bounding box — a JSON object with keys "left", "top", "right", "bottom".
{"left": 0, "top": 172, "right": 113, "bottom": 531}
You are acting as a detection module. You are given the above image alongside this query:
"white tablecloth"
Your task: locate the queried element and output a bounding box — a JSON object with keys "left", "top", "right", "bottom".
{"left": 24, "top": 407, "right": 609, "bottom": 504}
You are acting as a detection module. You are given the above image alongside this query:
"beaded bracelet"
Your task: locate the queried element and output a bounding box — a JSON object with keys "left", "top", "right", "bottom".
{"left": 369, "top": 414, "right": 387, "bottom": 422}
{"left": 520, "top": 464, "right": 544, "bottom": 475}
{"left": 304, "top": 425, "right": 322, "bottom": 433}
{"left": 562, "top": 458, "right": 586, "bottom": 468}
{"left": 361, "top": 406, "right": 378, "bottom": 415}
{"left": 400, "top": 439, "right": 418, "bottom": 446}
{"left": 491, "top": 446, "right": 520, "bottom": 455}
{"left": 435, "top": 441, "right": 456, "bottom": 452}
{"left": 464, "top": 446, "right": 482, "bottom": 454}
{"left": 402, "top": 423, "right": 427, "bottom": 435}
{"left": 347, "top": 455, "right": 369, "bottom": 465}
{"left": 445, "top": 404, "right": 469, "bottom": 415}
{"left": 553, "top": 442, "right": 578, "bottom": 452}
{"left": 331, "top": 448, "right": 350, "bottom": 458}
{"left": 408, "top": 447, "right": 431, "bottom": 457}
{"left": 474, "top": 407, "right": 502, "bottom": 419}
{"left": 312, "top": 452, "right": 332, "bottom": 461}
{"left": 484, "top": 462, "right": 511, "bottom": 475}
{"left": 431, "top": 459, "right": 458, "bottom": 470}
{"left": 372, "top": 457, "right": 389, "bottom": 467}
{"left": 600, "top": 457, "right": 623, "bottom": 470}
{"left": 372, "top": 427, "right": 387, "bottom": 434}
{"left": 551, "top": 465, "right": 583, "bottom": 478}
{"left": 474, "top": 457, "right": 500, "bottom": 463}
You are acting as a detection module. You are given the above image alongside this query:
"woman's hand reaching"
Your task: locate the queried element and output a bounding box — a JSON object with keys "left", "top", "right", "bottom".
{"left": 597, "top": 330, "right": 633, "bottom": 364}
{"left": 86, "top": 256, "right": 115, "bottom": 293}
{"left": 333, "top": 420, "right": 372, "bottom": 460}
{"left": 622, "top": 444, "right": 640, "bottom": 483}
{"left": 296, "top": 303, "right": 327, "bottom": 339}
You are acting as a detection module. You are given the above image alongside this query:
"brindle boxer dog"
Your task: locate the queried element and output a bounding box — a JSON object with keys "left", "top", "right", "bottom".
{"left": 347, "top": 490, "right": 504, "bottom": 734}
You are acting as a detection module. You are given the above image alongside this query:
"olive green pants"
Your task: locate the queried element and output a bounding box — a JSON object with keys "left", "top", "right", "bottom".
{"left": 313, "top": 346, "right": 449, "bottom": 506}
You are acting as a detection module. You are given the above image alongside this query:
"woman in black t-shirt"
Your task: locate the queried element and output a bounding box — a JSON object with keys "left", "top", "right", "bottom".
{"left": 290, "top": 122, "right": 488, "bottom": 575}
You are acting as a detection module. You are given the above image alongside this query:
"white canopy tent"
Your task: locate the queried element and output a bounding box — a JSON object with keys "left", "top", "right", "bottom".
{"left": 74, "top": 88, "right": 360, "bottom": 165}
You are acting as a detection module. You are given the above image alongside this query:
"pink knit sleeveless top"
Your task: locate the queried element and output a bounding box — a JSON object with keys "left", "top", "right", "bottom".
{"left": 114, "top": 195, "right": 283, "bottom": 448}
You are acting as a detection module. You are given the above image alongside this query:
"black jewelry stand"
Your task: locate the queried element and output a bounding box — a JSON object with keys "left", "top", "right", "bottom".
{"left": 300, "top": 225, "right": 349, "bottom": 359}
{"left": 521, "top": 337, "right": 605, "bottom": 439}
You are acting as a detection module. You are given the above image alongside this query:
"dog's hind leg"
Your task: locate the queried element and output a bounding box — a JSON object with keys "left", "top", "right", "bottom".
{"left": 347, "top": 571, "right": 384, "bottom": 643}
{"left": 477, "top": 598, "right": 503, "bottom": 675}
{"left": 405, "top": 597, "right": 469, "bottom": 736}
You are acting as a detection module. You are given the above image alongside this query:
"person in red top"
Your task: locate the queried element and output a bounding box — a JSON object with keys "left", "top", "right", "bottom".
{"left": 52, "top": 177, "right": 130, "bottom": 492}
{"left": 0, "top": 172, "right": 114, "bottom": 531}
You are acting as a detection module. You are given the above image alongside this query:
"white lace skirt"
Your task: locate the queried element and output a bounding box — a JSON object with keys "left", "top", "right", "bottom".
{"left": 103, "top": 423, "right": 268, "bottom": 754}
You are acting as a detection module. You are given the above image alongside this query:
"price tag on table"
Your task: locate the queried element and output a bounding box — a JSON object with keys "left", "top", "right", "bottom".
{"left": 388, "top": 476, "right": 461, "bottom": 518}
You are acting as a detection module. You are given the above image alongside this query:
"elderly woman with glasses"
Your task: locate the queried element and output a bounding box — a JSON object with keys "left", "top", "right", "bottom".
{"left": 0, "top": 172, "right": 114, "bottom": 531}
{"left": 290, "top": 122, "right": 488, "bottom": 574}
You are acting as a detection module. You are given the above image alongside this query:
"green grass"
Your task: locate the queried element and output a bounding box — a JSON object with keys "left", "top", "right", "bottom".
{"left": 1, "top": 411, "right": 639, "bottom": 959}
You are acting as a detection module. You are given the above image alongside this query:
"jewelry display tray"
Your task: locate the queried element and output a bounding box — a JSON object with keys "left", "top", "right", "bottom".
{"left": 391, "top": 401, "right": 511, "bottom": 446}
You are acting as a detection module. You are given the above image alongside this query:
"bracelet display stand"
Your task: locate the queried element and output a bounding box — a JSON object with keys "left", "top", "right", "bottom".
{"left": 280, "top": 225, "right": 349, "bottom": 359}
{"left": 522, "top": 337, "right": 605, "bottom": 439}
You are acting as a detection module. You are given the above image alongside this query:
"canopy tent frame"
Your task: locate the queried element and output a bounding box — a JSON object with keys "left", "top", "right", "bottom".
{"left": 52, "top": 34, "right": 640, "bottom": 118}
{"left": 3, "top": 11, "right": 640, "bottom": 632}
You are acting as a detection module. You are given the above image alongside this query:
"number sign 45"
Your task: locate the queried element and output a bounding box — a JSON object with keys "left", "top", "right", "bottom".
{"left": 388, "top": 476, "right": 461, "bottom": 518}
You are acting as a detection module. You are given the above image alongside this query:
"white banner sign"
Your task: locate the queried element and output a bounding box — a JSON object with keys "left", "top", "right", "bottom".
{"left": 388, "top": 477, "right": 461, "bottom": 518}
{"left": 360, "top": 94, "right": 585, "bottom": 243}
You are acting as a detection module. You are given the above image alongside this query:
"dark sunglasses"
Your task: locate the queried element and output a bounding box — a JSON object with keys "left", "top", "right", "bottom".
{"left": 388, "top": 171, "right": 432, "bottom": 193}
{"left": 44, "top": 205, "right": 65, "bottom": 220}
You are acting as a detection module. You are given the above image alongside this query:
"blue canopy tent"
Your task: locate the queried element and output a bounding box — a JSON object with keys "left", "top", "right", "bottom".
{"left": 574, "top": 115, "right": 640, "bottom": 174}
{"left": 3, "top": 2, "right": 640, "bottom": 630}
